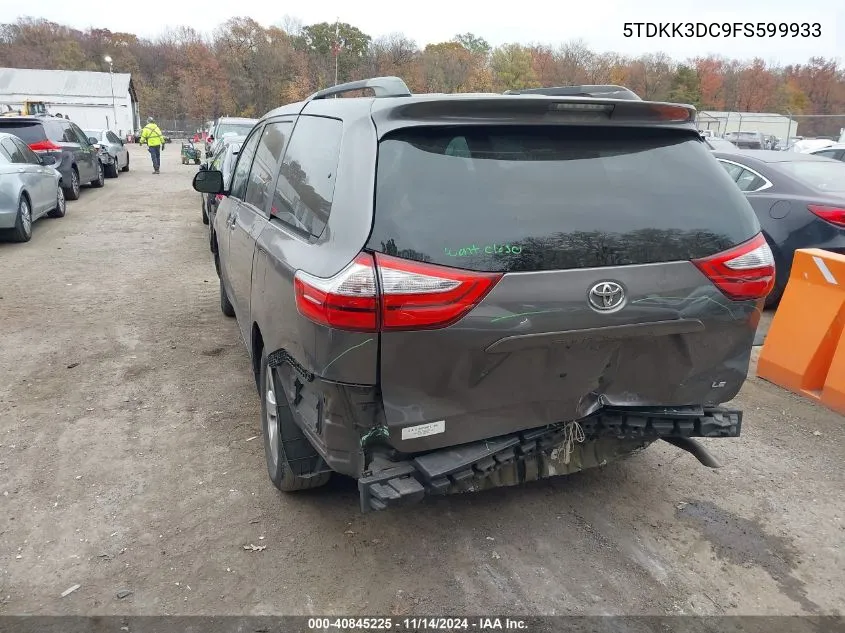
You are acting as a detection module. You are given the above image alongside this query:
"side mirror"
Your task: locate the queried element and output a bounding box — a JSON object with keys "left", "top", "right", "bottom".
{"left": 193, "top": 169, "right": 225, "bottom": 194}
{"left": 39, "top": 154, "right": 57, "bottom": 166}
{"left": 88, "top": 137, "right": 99, "bottom": 145}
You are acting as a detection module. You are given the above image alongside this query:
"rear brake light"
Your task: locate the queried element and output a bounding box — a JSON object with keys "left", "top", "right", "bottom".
{"left": 808, "top": 205, "right": 845, "bottom": 228}
{"left": 28, "top": 140, "right": 61, "bottom": 152}
{"left": 376, "top": 253, "right": 503, "bottom": 330}
{"left": 294, "top": 253, "right": 379, "bottom": 332}
{"left": 646, "top": 104, "right": 694, "bottom": 122}
{"left": 692, "top": 233, "right": 775, "bottom": 301}
{"left": 293, "top": 253, "right": 503, "bottom": 332}
{"left": 549, "top": 103, "right": 614, "bottom": 112}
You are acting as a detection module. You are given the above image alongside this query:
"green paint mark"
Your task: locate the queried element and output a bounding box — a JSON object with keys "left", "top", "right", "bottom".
{"left": 360, "top": 424, "right": 390, "bottom": 448}
{"left": 490, "top": 309, "right": 562, "bottom": 323}
{"left": 445, "top": 243, "right": 523, "bottom": 257}
{"left": 321, "top": 338, "right": 373, "bottom": 373}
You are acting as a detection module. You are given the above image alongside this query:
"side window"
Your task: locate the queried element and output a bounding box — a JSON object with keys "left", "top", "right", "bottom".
{"left": 814, "top": 150, "right": 838, "bottom": 158}
{"left": 12, "top": 138, "right": 40, "bottom": 164}
{"left": 244, "top": 121, "right": 292, "bottom": 212}
{"left": 718, "top": 161, "right": 743, "bottom": 181}
{"left": 106, "top": 131, "right": 121, "bottom": 144}
{"left": 271, "top": 116, "right": 343, "bottom": 238}
{"left": 71, "top": 124, "right": 90, "bottom": 146}
{"left": 736, "top": 169, "right": 766, "bottom": 192}
{"left": 1, "top": 138, "right": 24, "bottom": 163}
{"left": 228, "top": 125, "right": 264, "bottom": 200}
{"left": 60, "top": 123, "right": 77, "bottom": 143}
{"left": 0, "top": 143, "right": 10, "bottom": 163}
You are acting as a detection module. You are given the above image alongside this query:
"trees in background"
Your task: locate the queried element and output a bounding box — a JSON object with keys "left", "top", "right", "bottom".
{"left": 1, "top": 17, "right": 843, "bottom": 135}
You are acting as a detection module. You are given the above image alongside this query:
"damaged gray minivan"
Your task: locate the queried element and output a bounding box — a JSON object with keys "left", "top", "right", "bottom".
{"left": 193, "top": 77, "right": 774, "bottom": 512}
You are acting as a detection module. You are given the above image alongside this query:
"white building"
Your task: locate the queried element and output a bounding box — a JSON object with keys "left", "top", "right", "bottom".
{"left": 697, "top": 111, "right": 799, "bottom": 140}
{"left": 0, "top": 67, "right": 140, "bottom": 138}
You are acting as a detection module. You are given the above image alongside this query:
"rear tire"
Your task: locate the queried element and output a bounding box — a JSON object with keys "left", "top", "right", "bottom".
{"left": 47, "top": 186, "right": 66, "bottom": 218}
{"left": 220, "top": 277, "right": 235, "bottom": 318}
{"left": 91, "top": 162, "right": 105, "bottom": 188}
{"left": 105, "top": 161, "right": 118, "bottom": 178}
{"left": 8, "top": 195, "right": 33, "bottom": 242}
{"left": 121, "top": 155, "right": 129, "bottom": 172}
{"left": 202, "top": 198, "right": 209, "bottom": 225}
{"left": 64, "top": 168, "right": 80, "bottom": 201}
{"left": 260, "top": 350, "right": 331, "bottom": 492}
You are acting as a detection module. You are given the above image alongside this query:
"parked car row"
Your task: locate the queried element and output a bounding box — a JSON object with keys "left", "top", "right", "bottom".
{"left": 203, "top": 117, "right": 258, "bottom": 158}
{"left": 0, "top": 115, "right": 130, "bottom": 243}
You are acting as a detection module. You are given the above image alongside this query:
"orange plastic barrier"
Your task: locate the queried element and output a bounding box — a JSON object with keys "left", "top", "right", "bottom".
{"left": 757, "top": 248, "right": 845, "bottom": 416}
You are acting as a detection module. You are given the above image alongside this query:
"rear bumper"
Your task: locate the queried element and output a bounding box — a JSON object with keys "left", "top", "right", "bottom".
{"left": 359, "top": 406, "right": 742, "bottom": 512}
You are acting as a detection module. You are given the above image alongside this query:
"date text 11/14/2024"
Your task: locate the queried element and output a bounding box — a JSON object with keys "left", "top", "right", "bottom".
{"left": 307, "top": 617, "right": 529, "bottom": 630}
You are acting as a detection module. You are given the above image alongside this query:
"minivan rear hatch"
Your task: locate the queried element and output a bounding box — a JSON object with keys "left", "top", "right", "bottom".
{"left": 366, "top": 103, "right": 766, "bottom": 451}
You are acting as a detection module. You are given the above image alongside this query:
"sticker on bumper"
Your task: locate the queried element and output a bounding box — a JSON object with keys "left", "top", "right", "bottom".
{"left": 401, "top": 420, "right": 446, "bottom": 440}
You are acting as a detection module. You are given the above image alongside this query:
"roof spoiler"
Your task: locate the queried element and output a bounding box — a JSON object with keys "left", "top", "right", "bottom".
{"left": 504, "top": 85, "right": 642, "bottom": 101}
{"left": 306, "top": 76, "right": 412, "bottom": 102}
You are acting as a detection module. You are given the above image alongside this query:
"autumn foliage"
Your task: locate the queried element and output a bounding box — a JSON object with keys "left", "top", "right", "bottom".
{"left": 1, "top": 17, "right": 843, "bottom": 135}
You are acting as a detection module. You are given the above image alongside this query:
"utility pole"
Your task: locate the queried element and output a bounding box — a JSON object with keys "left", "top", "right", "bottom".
{"left": 104, "top": 55, "right": 118, "bottom": 133}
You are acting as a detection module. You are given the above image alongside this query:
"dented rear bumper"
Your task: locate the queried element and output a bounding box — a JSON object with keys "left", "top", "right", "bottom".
{"left": 358, "top": 406, "right": 742, "bottom": 513}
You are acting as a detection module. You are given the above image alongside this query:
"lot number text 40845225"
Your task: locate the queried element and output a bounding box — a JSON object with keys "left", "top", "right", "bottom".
{"left": 306, "top": 618, "right": 529, "bottom": 630}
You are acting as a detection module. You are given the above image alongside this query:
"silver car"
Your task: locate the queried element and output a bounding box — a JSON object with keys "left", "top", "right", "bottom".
{"left": 83, "top": 129, "right": 130, "bottom": 178}
{"left": 0, "top": 132, "right": 65, "bottom": 242}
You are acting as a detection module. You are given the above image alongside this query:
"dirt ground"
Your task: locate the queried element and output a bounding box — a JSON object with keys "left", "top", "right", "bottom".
{"left": 0, "top": 143, "right": 843, "bottom": 617}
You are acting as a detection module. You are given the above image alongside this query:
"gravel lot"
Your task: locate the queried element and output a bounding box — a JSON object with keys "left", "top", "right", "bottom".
{"left": 1, "top": 144, "right": 843, "bottom": 617}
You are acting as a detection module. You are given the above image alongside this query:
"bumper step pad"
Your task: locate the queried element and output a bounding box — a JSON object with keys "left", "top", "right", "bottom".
{"left": 358, "top": 406, "right": 741, "bottom": 512}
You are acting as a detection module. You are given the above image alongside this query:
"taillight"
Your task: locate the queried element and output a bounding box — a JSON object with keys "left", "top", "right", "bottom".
{"left": 376, "top": 253, "right": 502, "bottom": 330}
{"left": 293, "top": 253, "right": 503, "bottom": 332}
{"left": 808, "top": 204, "right": 845, "bottom": 228}
{"left": 692, "top": 233, "right": 775, "bottom": 301}
{"left": 294, "top": 253, "right": 379, "bottom": 332}
{"left": 28, "top": 140, "right": 61, "bottom": 153}
{"left": 215, "top": 194, "right": 224, "bottom": 201}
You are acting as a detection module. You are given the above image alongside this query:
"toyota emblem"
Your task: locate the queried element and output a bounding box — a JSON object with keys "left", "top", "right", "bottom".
{"left": 588, "top": 281, "right": 625, "bottom": 312}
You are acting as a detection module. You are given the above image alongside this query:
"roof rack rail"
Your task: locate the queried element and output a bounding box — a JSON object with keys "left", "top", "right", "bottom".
{"left": 306, "top": 76, "right": 412, "bottom": 102}
{"left": 504, "top": 85, "right": 642, "bottom": 101}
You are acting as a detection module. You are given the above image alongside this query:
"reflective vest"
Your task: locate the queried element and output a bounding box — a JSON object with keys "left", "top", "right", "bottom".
{"left": 140, "top": 123, "right": 164, "bottom": 147}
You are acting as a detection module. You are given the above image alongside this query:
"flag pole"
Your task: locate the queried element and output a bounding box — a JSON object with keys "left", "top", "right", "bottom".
{"left": 334, "top": 17, "right": 340, "bottom": 86}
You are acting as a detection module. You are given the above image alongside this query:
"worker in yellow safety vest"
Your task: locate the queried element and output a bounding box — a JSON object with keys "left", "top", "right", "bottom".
{"left": 139, "top": 116, "right": 165, "bottom": 174}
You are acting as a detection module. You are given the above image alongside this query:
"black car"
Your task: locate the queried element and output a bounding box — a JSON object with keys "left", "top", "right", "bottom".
{"left": 193, "top": 77, "right": 770, "bottom": 512}
{"left": 0, "top": 116, "right": 104, "bottom": 199}
{"left": 713, "top": 150, "right": 845, "bottom": 305}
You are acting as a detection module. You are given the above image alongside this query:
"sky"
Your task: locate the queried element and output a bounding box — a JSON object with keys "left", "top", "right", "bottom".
{"left": 5, "top": 0, "right": 844, "bottom": 64}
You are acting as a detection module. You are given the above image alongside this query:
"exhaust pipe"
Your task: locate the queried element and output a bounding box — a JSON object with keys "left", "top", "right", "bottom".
{"left": 662, "top": 437, "right": 722, "bottom": 468}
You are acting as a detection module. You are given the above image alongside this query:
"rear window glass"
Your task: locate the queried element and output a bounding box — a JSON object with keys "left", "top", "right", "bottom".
{"left": 368, "top": 126, "right": 759, "bottom": 272}
{"left": 217, "top": 123, "right": 255, "bottom": 138}
{"left": 0, "top": 121, "right": 47, "bottom": 144}
{"left": 779, "top": 161, "right": 845, "bottom": 193}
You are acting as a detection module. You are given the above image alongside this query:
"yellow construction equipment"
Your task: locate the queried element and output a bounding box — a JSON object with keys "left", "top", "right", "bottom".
{"left": 0, "top": 101, "right": 49, "bottom": 117}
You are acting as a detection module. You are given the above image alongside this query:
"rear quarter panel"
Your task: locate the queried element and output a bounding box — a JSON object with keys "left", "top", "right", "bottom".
{"left": 250, "top": 104, "right": 381, "bottom": 385}
{"left": 0, "top": 172, "right": 24, "bottom": 228}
